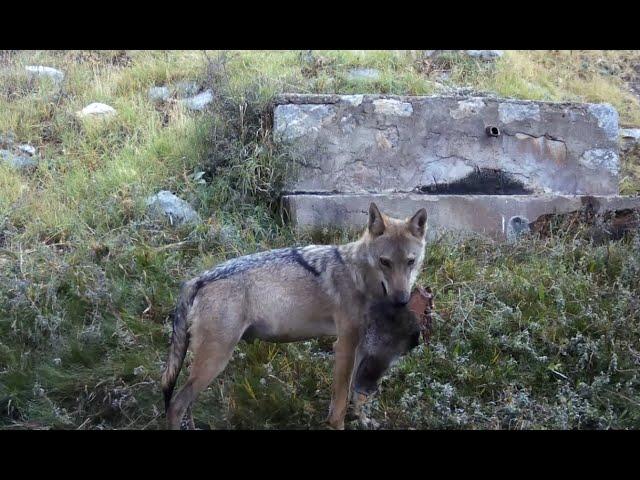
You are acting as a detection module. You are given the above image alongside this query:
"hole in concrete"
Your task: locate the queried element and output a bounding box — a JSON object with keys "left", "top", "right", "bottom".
{"left": 417, "top": 168, "right": 533, "bottom": 195}
{"left": 485, "top": 125, "right": 500, "bottom": 137}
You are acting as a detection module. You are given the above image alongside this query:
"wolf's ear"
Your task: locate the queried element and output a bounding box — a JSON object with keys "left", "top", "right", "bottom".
{"left": 408, "top": 208, "right": 428, "bottom": 239}
{"left": 368, "top": 202, "right": 386, "bottom": 237}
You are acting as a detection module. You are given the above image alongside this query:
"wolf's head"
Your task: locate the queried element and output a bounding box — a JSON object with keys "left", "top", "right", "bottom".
{"left": 362, "top": 202, "right": 428, "bottom": 305}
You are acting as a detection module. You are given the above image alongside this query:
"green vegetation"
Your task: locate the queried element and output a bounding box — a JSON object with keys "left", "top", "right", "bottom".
{"left": 1, "top": 50, "right": 639, "bottom": 429}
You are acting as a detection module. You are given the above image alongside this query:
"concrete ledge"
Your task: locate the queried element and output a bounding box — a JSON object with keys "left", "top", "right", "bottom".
{"left": 282, "top": 193, "right": 640, "bottom": 241}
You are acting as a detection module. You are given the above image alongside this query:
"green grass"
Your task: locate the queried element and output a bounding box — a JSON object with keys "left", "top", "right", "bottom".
{"left": 1, "top": 50, "right": 639, "bottom": 429}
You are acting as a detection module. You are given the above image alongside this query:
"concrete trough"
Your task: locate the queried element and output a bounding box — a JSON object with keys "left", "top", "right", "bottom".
{"left": 282, "top": 193, "right": 640, "bottom": 241}
{"left": 274, "top": 93, "right": 638, "bottom": 240}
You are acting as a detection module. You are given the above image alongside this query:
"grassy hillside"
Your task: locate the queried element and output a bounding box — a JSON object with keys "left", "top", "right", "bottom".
{"left": 1, "top": 50, "right": 639, "bottom": 429}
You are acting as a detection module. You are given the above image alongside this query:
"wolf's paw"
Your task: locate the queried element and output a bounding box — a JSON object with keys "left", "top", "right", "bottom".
{"left": 345, "top": 409, "right": 360, "bottom": 423}
{"left": 180, "top": 412, "right": 196, "bottom": 430}
{"left": 325, "top": 417, "right": 345, "bottom": 430}
{"left": 358, "top": 415, "right": 380, "bottom": 430}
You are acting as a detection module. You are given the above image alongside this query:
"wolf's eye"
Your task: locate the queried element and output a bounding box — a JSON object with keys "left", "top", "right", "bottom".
{"left": 407, "top": 259, "right": 415, "bottom": 267}
{"left": 379, "top": 257, "right": 392, "bottom": 268}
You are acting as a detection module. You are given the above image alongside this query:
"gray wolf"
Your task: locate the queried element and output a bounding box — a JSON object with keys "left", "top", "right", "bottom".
{"left": 161, "top": 202, "right": 428, "bottom": 429}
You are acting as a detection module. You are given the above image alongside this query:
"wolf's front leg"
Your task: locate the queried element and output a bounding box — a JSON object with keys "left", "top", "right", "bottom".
{"left": 326, "top": 328, "right": 359, "bottom": 430}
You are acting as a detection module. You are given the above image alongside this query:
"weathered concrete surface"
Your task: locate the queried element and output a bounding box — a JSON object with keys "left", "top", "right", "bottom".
{"left": 274, "top": 94, "right": 620, "bottom": 195}
{"left": 282, "top": 193, "right": 640, "bottom": 241}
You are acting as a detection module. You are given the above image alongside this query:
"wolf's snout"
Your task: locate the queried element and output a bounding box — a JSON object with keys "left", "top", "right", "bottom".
{"left": 394, "top": 291, "right": 411, "bottom": 306}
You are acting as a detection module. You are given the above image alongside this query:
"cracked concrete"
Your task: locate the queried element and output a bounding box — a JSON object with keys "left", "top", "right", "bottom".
{"left": 273, "top": 94, "right": 620, "bottom": 195}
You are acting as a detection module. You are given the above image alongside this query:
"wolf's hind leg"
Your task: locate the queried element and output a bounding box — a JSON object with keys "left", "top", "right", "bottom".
{"left": 166, "top": 337, "right": 238, "bottom": 430}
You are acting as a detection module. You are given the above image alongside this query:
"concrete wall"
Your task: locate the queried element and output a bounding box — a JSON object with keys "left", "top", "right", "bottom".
{"left": 274, "top": 94, "right": 620, "bottom": 196}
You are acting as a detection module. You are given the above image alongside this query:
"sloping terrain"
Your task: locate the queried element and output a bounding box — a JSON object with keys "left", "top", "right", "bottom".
{"left": 0, "top": 50, "right": 639, "bottom": 429}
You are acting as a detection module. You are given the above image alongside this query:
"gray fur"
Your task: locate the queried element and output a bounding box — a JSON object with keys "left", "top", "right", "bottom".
{"left": 197, "top": 245, "right": 340, "bottom": 285}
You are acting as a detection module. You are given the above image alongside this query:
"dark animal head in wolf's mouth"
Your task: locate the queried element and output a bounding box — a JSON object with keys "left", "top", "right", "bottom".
{"left": 352, "top": 298, "right": 421, "bottom": 396}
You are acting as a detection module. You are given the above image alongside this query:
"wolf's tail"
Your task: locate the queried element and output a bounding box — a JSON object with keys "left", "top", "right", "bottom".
{"left": 161, "top": 278, "right": 200, "bottom": 413}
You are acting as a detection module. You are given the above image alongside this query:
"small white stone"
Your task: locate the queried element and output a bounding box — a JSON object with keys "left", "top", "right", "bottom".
{"left": 25, "top": 65, "right": 64, "bottom": 84}
{"left": 620, "top": 128, "right": 640, "bottom": 141}
{"left": 0, "top": 149, "right": 38, "bottom": 170}
{"left": 347, "top": 68, "right": 381, "bottom": 81}
{"left": 148, "top": 86, "right": 170, "bottom": 103}
{"left": 145, "top": 190, "right": 201, "bottom": 226}
{"left": 180, "top": 90, "right": 213, "bottom": 112}
{"left": 465, "top": 50, "right": 504, "bottom": 61}
{"left": 18, "top": 144, "right": 36, "bottom": 156}
{"left": 76, "top": 102, "right": 117, "bottom": 119}
{"left": 174, "top": 81, "right": 200, "bottom": 98}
